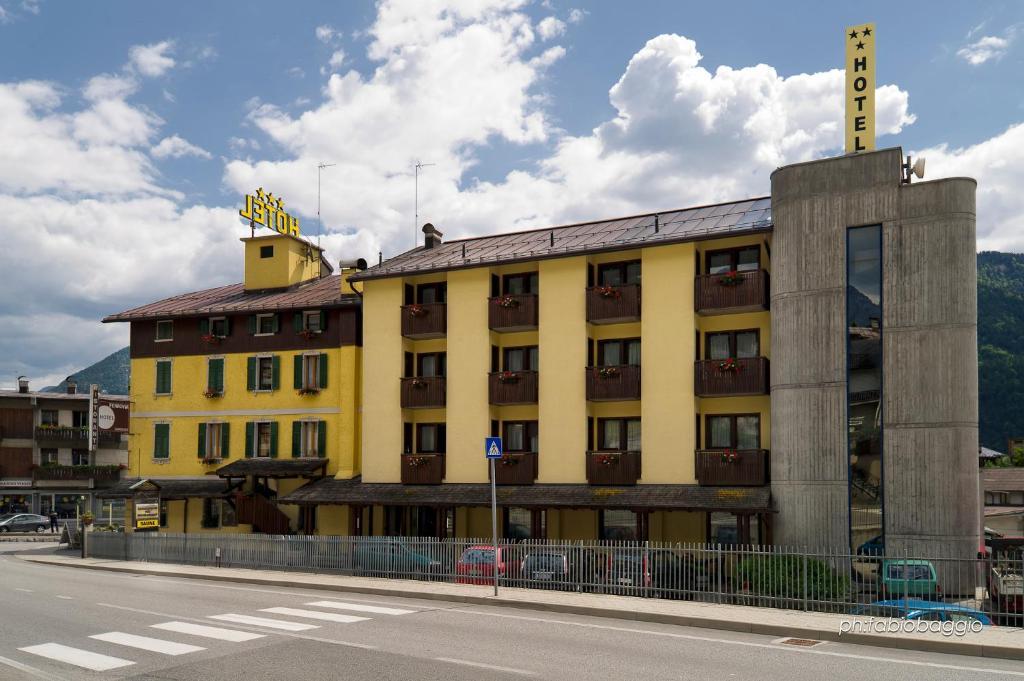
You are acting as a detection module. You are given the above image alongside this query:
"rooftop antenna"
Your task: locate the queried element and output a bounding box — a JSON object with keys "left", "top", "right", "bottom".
{"left": 317, "top": 161, "right": 336, "bottom": 243}
{"left": 414, "top": 160, "right": 435, "bottom": 248}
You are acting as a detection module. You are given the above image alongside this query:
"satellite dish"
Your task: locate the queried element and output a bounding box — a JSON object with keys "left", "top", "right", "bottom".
{"left": 911, "top": 157, "right": 926, "bottom": 179}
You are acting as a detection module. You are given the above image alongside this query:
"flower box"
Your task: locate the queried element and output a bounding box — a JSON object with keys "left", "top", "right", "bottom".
{"left": 297, "top": 387, "right": 321, "bottom": 396}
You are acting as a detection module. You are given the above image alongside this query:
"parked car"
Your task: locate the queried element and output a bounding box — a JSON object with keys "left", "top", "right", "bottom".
{"left": 856, "top": 535, "right": 884, "bottom": 559}
{"left": 351, "top": 538, "right": 441, "bottom": 576}
{"left": 855, "top": 600, "right": 992, "bottom": 626}
{"left": 983, "top": 538, "right": 1024, "bottom": 624}
{"left": 518, "top": 548, "right": 601, "bottom": 590}
{"left": 456, "top": 545, "right": 506, "bottom": 585}
{"left": 879, "top": 559, "right": 941, "bottom": 600}
{"left": 602, "top": 549, "right": 706, "bottom": 599}
{"left": 0, "top": 513, "right": 50, "bottom": 533}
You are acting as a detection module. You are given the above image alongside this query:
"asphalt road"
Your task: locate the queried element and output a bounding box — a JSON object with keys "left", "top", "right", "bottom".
{"left": 1, "top": 544, "right": 1023, "bottom": 681}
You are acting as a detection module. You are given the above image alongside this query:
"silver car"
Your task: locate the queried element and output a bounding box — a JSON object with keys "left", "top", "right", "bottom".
{"left": 0, "top": 513, "right": 50, "bottom": 533}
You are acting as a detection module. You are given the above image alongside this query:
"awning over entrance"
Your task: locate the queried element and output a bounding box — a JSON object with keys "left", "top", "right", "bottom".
{"left": 279, "top": 477, "right": 772, "bottom": 512}
{"left": 97, "top": 477, "right": 237, "bottom": 500}
{"left": 216, "top": 458, "right": 327, "bottom": 479}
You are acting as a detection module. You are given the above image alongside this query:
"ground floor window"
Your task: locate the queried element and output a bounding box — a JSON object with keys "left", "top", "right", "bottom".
{"left": 707, "top": 512, "right": 762, "bottom": 546}
{"left": 383, "top": 505, "right": 453, "bottom": 538}
{"left": 503, "top": 507, "right": 545, "bottom": 540}
{"left": 599, "top": 509, "right": 639, "bottom": 541}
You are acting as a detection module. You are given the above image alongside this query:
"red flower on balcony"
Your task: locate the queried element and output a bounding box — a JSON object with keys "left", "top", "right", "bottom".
{"left": 595, "top": 285, "right": 621, "bottom": 299}
{"left": 499, "top": 454, "right": 519, "bottom": 466}
{"left": 118, "top": 463, "right": 128, "bottom": 470}
{"left": 202, "top": 388, "right": 223, "bottom": 398}
{"left": 720, "top": 449, "right": 740, "bottom": 464}
{"left": 411, "top": 378, "right": 428, "bottom": 389}
{"left": 298, "top": 328, "right": 320, "bottom": 340}
{"left": 200, "top": 333, "right": 221, "bottom": 344}
{"left": 717, "top": 357, "right": 742, "bottom": 373}
{"left": 408, "top": 304, "right": 428, "bottom": 317}
{"left": 406, "top": 455, "right": 429, "bottom": 467}
{"left": 596, "top": 366, "right": 620, "bottom": 379}
{"left": 717, "top": 270, "right": 743, "bottom": 286}
{"left": 297, "top": 387, "right": 320, "bottom": 396}
{"left": 594, "top": 453, "right": 621, "bottom": 466}
{"left": 498, "top": 294, "right": 520, "bottom": 308}
{"left": 497, "top": 370, "right": 519, "bottom": 384}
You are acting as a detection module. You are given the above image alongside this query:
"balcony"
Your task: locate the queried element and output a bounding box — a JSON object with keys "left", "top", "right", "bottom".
{"left": 694, "top": 357, "right": 770, "bottom": 397}
{"left": 695, "top": 449, "right": 769, "bottom": 486}
{"left": 586, "top": 284, "right": 641, "bottom": 324}
{"left": 401, "top": 454, "right": 445, "bottom": 484}
{"left": 488, "top": 294, "right": 538, "bottom": 332}
{"left": 694, "top": 270, "right": 769, "bottom": 315}
{"left": 586, "top": 450, "right": 641, "bottom": 485}
{"left": 586, "top": 365, "right": 641, "bottom": 401}
{"left": 32, "top": 465, "right": 123, "bottom": 483}
{"left": 490, "top": 452, "right": 538, "bottom": 485}
{"left": 34, "top": 426, "right": 88, "bottom": 444}
{"left": 401, "top": 303, "right": 447, "bottom": 339}
{"left": 400, "top": 376, "right": 446, "bottom": 409}
{"left": 488, "top": 371, "right": 538, "bottom": 405}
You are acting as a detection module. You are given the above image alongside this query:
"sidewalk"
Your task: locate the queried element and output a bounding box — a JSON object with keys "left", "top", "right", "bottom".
{"left": 20, "top": 553, "right": 1024, "bottom": 662}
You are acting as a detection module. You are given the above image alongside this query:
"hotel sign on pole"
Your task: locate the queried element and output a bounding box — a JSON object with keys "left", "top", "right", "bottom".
{"left": 239, "top": 187, "right": 301, "bottom": 236}
{"left": 845, "top": 23, "right": 875, "bottom": 153}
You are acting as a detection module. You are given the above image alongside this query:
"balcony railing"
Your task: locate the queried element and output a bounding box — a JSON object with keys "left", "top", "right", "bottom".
{"left": 488, "top": 294, "right": 538, "bottom": 332}
{"left": 694, "top": 357, "right": 770, "bottom": 397}
{"left": 400, "top": 376, "right": 446, "bottom": 409}
{"left": 586, "top": 450, "right": 641, "bottom": 485}
{"left": 488, "top": 371, "right": 538, "bottom": 405}
{"left": 490, "top": 452, "right": 538, "bottom": 485}
{"left": 586, "top": 365, "right": 641, "bottom": 401}
{"left": 695, "top": 270, "right": 769, "bottom": 314}
{"left": 32, "top": 465, "right": 123, "bottom": 482}
{"left": 401, "top": 454, "right": 445, "bottom": 484}
{"left": 695, "top": 449, "right": 769, "bottom": 486}
{"left": 586, "top": 284, "right": 641, "bottom": 324}
{"left": 401, "top": 303, "right": 447, "bottom": 339}
{"left": 34, "top": 426, "right": 88, "bottom": 443}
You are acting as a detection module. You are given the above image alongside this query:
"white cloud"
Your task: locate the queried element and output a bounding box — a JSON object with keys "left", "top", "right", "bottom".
{"left": 83, "top": 73, "right": 138, "bottom": 101}
{"left": 321, "top": 49, "right": 346, "bottom": 75}
{"left": 568, "top": 8, "right": 586, "bottom": 24}
{"left": 315, "top": 24, "right": 337, "bottom": 43}
{"left": 129, "top": 40, "right": 176, "bottom": 77}
{"left": 957, "top": 35, "right": 1010, "bottom": 65}
{"left": 228, "top": 136, "right": 260, "bottom": 152}
{"left": 162, "top": 88, "right": 176, "bottom": 103}
{"left": 151, "top": 134, "right": 212, "bottom": 159}
{"left": 537, "top": 16, "right": 565, "bottom": 40}
{"left": 287, "top": 66, "right": 306, "bottom": 79}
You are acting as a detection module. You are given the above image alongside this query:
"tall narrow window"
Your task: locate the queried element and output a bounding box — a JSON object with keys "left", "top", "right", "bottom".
{"left": 207, "top": 358, "right": 225, "bottom": 394}
{"left": 503, "top": 346, "right": 538, "bottom": 371}
{"left": 155, "top": 359, "right": 172, "bottom": 395}
{"left": 293, "top": 420, "right": 326, "bottom": 457}
{"left": 154, "top": 423, "right": 170, "bottom": 460}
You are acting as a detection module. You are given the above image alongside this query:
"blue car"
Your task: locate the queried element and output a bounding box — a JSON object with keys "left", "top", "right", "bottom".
{"left": 856, "top": 535, "right": 884, "bottom": 558}
{"left": 855, "top": 599, "right": 993, "bottom": 625}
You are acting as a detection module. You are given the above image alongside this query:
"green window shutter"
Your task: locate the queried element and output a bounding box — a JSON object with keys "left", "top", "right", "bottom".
{"left": 292, "top": 421, "right": 302, "bottom": 458}
{"left": 247, "top": 315, "right": 257, "bottom": 335}
{"left": 318, "top": 353, "right": 328, "bottom": 389}
{"left": 199, "top": 318, "right": 210, "bottom": 335}
{"left": 272, "top": 314, "right": 280, "bottom": 333}
{"left": 246, "top": 357, "right": 256, "bottom": 391}
{"left": 214, "top": 358, "right": 224, "bottom": 391}
{"left": 155, "top": 423, "right": 169, "bottom": 459}
{"left": 294, "top": 354, "right": 303, "bottom": 389}
{"left": 224, "top": 317, "right": 232, "bottom": 336}
{"left": 244, "top": 422, "right": 254, "bottom": 458}
{"left": 198, "top": 423, "right": 207, "bottom": 458}
{"left": 317, "top": 421, "right": 327, "bottom": 458}
{"left": 156, "top": 361, "right": 171, "bottom": 394}
{"left": 221, "top": 422, "right": 230, "bottom": 458}
{"left": 155, "top": 362, "right": 163, "bottom": 393}
{"left": 272, "top": 355, "right": 281, "bottom": 390}
{"left": 208, "top": 359, "right": 224, "bottom": 391}
{"left": 293, "top": 312, "right": 303, "bottom": 332}
{"left": 319, "top": 310, "right": 327, "bottom": 331}
{"left": 269, "top": 421, "right": 279, "bottom": 458}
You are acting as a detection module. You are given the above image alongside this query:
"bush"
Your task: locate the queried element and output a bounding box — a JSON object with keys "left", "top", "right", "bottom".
{"left": 734, "top": 554, "right": 850, "bottom": 601}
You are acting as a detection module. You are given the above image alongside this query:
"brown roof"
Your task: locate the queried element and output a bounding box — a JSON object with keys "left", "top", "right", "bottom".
{"left": 351, "top": 197, "right": 771, "bottom": 281}
{"left": 983, "top": 468, "right": 1024, "bottom": 492}
{"left": 97, "top": 477, "right": 237, "bottom": 499}
{"left": 217, "top": 458, "right": 328, "bottom": 479}
{"left": 103, "top": 275, "right": 359, "bottom": 323}
{"left": 279, "top": 477, "right": 772, "bottom": 512}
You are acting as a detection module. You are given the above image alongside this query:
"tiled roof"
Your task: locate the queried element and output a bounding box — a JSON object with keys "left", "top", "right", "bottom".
{"left": 279, "top": 476, "right": 772, "bottom": 512}
{"left": 97, "top": 477, "right": 235, "bottom": 499}
{"left": 217, "top": 458, "right": 328, "bottom": 478}
{"left": 351, "top": 197, "right": 771, "bottom": 281}
{"left": 982, "top": 468, "right": 1024, "bottom": 492}
{"left": 103, "top": 275, "right": 358, "bottom": 323}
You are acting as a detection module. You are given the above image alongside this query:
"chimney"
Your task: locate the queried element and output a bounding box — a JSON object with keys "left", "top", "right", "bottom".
{"left": 66, "top": 378, "right": 77, "bottom": 395}
{"left": 17, "top": 376, "right": 29, "bottom": 394}
{"left": 422, "top": 223, "right": 443, "bottom": 249}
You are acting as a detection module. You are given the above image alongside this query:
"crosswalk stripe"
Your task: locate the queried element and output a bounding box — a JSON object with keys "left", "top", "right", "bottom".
{"left": 18, "top": 643, "right": 134, "bottom": 672}
{"left": 260, "top": 607, "right": 370, "bottom": 623}
{"left": 90, "top": 632, "right": 206, "bottom": 656}
{"left": 151, "top": 621, "right": 265, "bottom": 642}
{"left": 208, "top": 614, "right": 319, "bottom": 631}
{"left": 305, "top": 600, "right": 416, "bottom": 616}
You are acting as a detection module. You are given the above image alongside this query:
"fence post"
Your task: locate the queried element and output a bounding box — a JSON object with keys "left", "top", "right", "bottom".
{"left": 802, "top": 548, "right": 808, "bottom": 612}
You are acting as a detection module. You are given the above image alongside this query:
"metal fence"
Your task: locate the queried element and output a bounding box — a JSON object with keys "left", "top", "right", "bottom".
{"left": 85, "top": 532, "right": 1024, "bottom": 627}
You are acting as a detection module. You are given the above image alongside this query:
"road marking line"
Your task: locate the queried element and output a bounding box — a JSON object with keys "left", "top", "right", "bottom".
{"left": 14, "top": 588, "right": 33, "bottom": 593}
{"left": 0, "top": 654, "right": 62, "bottom": 680}
{"left": 90, "top": 632, "right": 206, "bottom": 656}
{"left": 260, "top": 607, "right": 369, "bottom": 623}
{"left": 451, "top": 609, "right": 1024, "bottom": 677}
{"left": 55, "top": 595, "right": 73, "bottom": 600}
{"left": 209, "top": 613, "right": 319, "bottom": 631}
{"left": 18, "top": 643, "right": 134, "bottom": 672}
{"left": 435, "top": 657, "right": 536, "bottom": 676}
{"left": 151, "top": 621, "right": 265, "bottom": 642}
{"left": 305, "top": 600, "right": 416, "bottom": 615}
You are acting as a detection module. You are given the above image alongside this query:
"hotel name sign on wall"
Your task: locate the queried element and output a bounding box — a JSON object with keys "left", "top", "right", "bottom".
{"left": 240, "top": 187, "right": 301, "bottom": 236}
{"left": 845, "top": 23, "right": 875, "bottom": 153}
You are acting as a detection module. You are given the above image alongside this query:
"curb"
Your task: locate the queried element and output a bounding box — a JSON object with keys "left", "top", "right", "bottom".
{"left": 0, "top": 536, "right": 60, "bottom": 542}
{"left": 19, "top": 556, "right": 1024, "bottom": 662}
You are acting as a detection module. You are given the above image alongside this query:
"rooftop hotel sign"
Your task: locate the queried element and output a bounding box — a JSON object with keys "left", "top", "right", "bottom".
{"left": 239, "top": 187, "right": 301, "bottom": 236}
{"left": 845, "top": 23, "right": 875, "bottom": 153}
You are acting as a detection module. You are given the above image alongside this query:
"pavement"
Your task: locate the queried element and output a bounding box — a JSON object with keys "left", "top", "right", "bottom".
{"left": 13, "top": 550, "right": 1024, "bottom": 668}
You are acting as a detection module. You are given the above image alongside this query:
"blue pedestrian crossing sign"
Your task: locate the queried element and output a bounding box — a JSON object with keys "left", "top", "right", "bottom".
{"left": 485, "top": 437, "right": 503, "bottom": 459}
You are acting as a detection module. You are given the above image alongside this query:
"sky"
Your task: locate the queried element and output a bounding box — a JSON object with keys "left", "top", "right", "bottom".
{"left": 1, "top": 0, "right": 1022, "bottom": 389}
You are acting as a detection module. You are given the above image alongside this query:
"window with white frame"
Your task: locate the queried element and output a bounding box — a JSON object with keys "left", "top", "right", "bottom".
{"left": 297, "top": 420, "right": 323, "bottom": 457}
{"left": 302, "top": 354, "right": 321, "bottom": 390}
{"left": 256, "top": 422, "right": 273, "bottom": 457}
{"left": 258, "top": 356, "right": 274, "bottom": 391}
{"left": 155, "top": 320, "right": 173, "bottom": 341}
{"left": 40, "top": 448, "right": 58, "bottom": 465}
{"left": 201, "top": 422, "right": 225, "bottom": 459}
{"left": 256, "top": 314, "right": 277, "bottom": 335}
{"left": 302, "top": 310, "right": 322, "bottom": 333}
{"left": 209, "top": 316, "right": 228, "bottom": 338}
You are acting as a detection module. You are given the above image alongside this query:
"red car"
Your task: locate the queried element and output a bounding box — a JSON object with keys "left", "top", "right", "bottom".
{"left": 456, "top": 545, "right": 506, "bottom": 585}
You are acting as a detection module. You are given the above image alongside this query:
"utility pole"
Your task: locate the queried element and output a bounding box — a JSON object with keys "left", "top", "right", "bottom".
{"left": 317, "top": 162, "right": 336, "bottom": 238}
{"left": 414, "top": 161, "right": 435, "bottom": 248}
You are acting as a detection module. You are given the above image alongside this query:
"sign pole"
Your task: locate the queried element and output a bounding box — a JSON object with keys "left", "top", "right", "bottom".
{"left": 490, "top": 457, "right": 498, "bottom": 597}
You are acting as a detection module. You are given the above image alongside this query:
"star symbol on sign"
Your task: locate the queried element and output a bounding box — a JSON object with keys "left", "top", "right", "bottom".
{"left": 275, "top": 198, "right": 284, "bottom": 210}
{"left": 849, "top": 29, "right": 858, "bottom": 39}
{"left": 856, "top": 41, "right": 865, "bottom": 50}
{"left": 256, "top": 187, "right": 266, "bottom": 201}
{"left": 861, "top": 26, "right": 871, "bottom": 37}
{"left": 266, "top": 192, "right": 276, "bottom": 206}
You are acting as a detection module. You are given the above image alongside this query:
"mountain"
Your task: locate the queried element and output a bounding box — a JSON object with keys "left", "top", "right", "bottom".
{"left": 44, "top": 347, "right": 130, "bottom": 395}
{"left": 978, "top": 251, "right": 1024, "bottom": 451}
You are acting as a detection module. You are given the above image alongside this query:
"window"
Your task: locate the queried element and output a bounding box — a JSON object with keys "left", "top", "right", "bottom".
{"left": 260, "top": 245, "right": 274, "bottom": 259}
{"left": 71, "top": 411, "right": 88, "bottom": 428}
{"left": 503, "top": 272, "right": 538, "bottom": 295}
{"left": 198, "top": 422, "right": 228, "bottom": 460}
{"left": 201, "top": 498, "right": 221, "bottom": 528}
{"left": 207, "top": 357, "right": 225, "bottom": 394}
{"left": 503, "top": 346, "right": 538, "bottom": 372}
{"left": 253, "top": 313, "right": 278, "bottom": 335}
{"left": 155, "top": 359, "right": 172, "bottom": 395}
{"left": 705, "top": 331, "right": 759, "bottom": 360}
{"left": 706, "top": 414, "right": 760, "bottom": 449}
{"left": 248, "top": 355, "right": 279, "bottom": 392}
{"left": 246, "top": 421, "right": 278, "bottom": 458}
{"left": 417, "top": 282, "right": 447, "bottom": 304}
{"left": 598, "top": 418, "right": 641, "bottom": 451}
{"left": 154, "top": 423, "right": 170, "bottom": 460}
{"left": 71, "top": 449, "right": 89, "bottom": 466}
{"left": 155, "top": 320, "right": 173, "bottom": 341}
{"left": 302, "top": 310, "right": 324, "bottom": 333}
{"left": 293, "top": 420, "right": 326, "bottom": 457}
{"left": 294, "top": 353, "right": 328, "bottom": 390}
{"left": 209, "top": 317, "right": 228, "bottom": 338}
{"left": 41, "top": 409, "right": 58, "bottom": 427}
{"left": 504, "top": 421, "right": 538, "bottom": 452}
{"left": 417, "top": 352, "right": 446, "bottom": 377}
{"left": 504, "top": 508, "right": 534, "bottom": 540}
{"left": 40, "top": 448, "right": 58, "bottom": 465}
{"left": 416, "top": 423, "right": 446, "bottom": 454}
{"left": 598, "top": 339, "right": 640, "bottom": 366}
{"left": 159, "top": 500, "right": 168, "bottom": 528}
{"left": 597, "top": 260, "right": 641, "bottom": 286}
{"left": 599, "top": 509, "right": 638, "bottom": 541}
{"left": 706, "top": 246, "right": 760, "bottom": 274}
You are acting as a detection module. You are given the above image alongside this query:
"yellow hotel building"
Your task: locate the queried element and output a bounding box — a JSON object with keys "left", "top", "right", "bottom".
{"left": 102, "top": 232, "right": 364, "bottom": 535}
{"left": 284, "top": 199, "right": 775, "bottom": 543}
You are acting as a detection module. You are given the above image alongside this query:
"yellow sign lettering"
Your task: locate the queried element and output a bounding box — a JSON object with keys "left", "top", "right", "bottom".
{"left": 239, "top": 187, "right": 301, "bottom": 236}
{"left": 845, "top": 23, "right": 876, "bottom": 153}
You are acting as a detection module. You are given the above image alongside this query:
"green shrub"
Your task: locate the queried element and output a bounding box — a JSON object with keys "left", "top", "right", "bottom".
{"left": 734, "top": 555, "right": 850, "bottom": 601}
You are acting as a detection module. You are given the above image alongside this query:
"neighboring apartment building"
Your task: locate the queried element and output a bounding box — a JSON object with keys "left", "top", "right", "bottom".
{"left": 982, "top": 468, "right": 1024, "bottom": 537}
{"left": 101, "top": 231, "right": 364, "bottom": 535}
{"left": 0, "top": 379, "right": 128, "bottom": 520}
{"left": 281, "top": 148, "right": 980, "bottom": 563}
